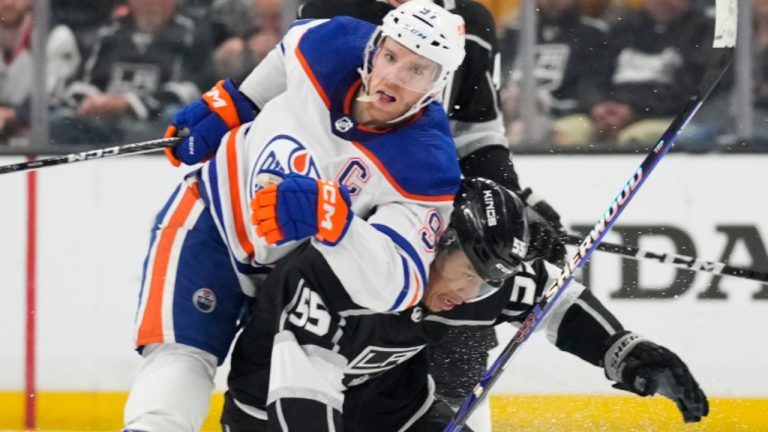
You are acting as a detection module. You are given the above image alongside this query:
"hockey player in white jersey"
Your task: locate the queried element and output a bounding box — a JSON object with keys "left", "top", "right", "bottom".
{"left": 123, "top": 2, "right": 467, "bottom": 431}
{"left": 221, "top": 178, "right": 708, "bottom": 431}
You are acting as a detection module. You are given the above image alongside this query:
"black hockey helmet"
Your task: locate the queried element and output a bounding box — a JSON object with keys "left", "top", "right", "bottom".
{"left": 448, "top": 177, "right": 530, "bottom": 282}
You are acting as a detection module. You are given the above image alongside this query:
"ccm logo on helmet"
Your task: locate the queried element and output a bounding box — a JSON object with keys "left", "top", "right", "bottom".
{"left": 319, "top": 181, "right": 338, "bottom": 231}
{"left": 483, "top": 190, "right": 497, "bottom": 226}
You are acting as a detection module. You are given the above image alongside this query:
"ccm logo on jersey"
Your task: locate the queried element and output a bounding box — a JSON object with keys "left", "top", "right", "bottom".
{"left": 346, "top": 345, "right": 426, "bottom": 374}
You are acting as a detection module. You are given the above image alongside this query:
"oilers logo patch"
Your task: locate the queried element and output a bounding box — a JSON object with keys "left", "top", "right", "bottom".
{"left": 193, "top": 288, "right": 217, "bottom": 313}
{"left": 249, "top": 134, "right": 321, "bottom": 197}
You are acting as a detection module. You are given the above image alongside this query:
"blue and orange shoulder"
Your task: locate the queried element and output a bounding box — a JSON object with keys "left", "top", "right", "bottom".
{"left": 358, "top": 104, "right": 461, "bottom": 202}
{"left": 294, "top": 17, "right": 376, "bottom": 105}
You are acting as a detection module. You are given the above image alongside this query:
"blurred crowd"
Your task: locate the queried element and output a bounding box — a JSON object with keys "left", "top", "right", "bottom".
{"left": 0, "top": 0, "right": 763, "bottom": 150}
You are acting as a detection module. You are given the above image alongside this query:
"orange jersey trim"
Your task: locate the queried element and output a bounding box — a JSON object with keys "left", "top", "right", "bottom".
{"left": 226, "top": 127, "right": 256, "bottom": 259}
{"left": 137, "top": 181, "right": 201, "bottom": 343}
{"left": 406, "top": 269, "right": 422, "bottom": 309}
{"left": 295, "top": 44, "right": 331, "bottom": 108}
{"left": 350, "top": 140, "right": 455, "bottom": 202}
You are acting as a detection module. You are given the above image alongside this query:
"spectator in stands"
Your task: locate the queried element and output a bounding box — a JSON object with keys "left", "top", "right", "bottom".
{"left": 50, "top": 0, "right": 121, "bottom": 60}
{"left": 499, "top": 0, "right": 611, "bottom": 146}
{"left": 176, "top": 0, "right": 216, "bottom": 22}
{"left": 50, "top": 0, "right": 215, "bottom": 146}
{"left": 585, "top": 0, "right": 714, "bottom": 147}
{"left": 48, "top": 0, "right": 121, "bottom": 108}
{"left": 212, "top": 0, "right": 282, "bottom": 82}
{"left": 0, "top": 0, "right": 33, "bottom": 145}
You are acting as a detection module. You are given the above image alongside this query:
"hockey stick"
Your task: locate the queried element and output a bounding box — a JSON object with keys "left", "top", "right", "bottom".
{"left": 0, "top": 137, "right": 180, "bottom": 175}
{"left": 563, "top": 234, "right": 768, "bottom": 285}
{"left": 444, "top": 2, "right": 736, "bottom": 429}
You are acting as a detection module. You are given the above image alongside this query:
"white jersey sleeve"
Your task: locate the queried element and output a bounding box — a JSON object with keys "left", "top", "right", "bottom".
{"left": 315, "top": 199, "right": 451, "bottom": 313}
{"left": 239, "top": 19, "right": 328, "bottom": 108}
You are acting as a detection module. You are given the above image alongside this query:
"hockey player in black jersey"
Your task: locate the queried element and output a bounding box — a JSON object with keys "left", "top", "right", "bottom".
{"left": 297, "top": 3, "right": 568, "bottom": 425}
{"left": 221, "top": 177, "right": 708, "bottom": 432}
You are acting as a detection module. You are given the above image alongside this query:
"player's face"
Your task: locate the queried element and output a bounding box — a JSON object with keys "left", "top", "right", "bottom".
{"left": 129, "top": 0, "right": 176, "bottom": 32}
{"left": 424, "top": 249, "right": 484, "bottom": 312}
{"left": 363, "top": 38, "right": 440, "bottom": 124}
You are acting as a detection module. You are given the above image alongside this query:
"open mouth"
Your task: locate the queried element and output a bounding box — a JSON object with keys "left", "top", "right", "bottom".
{"left": 441, "top": 297, "right": 458, "bottom": 311}
{"left": 377, "top": 90, "right": 396, "bottom": 104}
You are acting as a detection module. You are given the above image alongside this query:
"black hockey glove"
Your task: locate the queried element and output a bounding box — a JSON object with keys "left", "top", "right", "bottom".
{"left": 519, "top": 188, "right": 567, "bottom": 265}
{"left": 603, "top": 331, "right": 709, "bottom": 423}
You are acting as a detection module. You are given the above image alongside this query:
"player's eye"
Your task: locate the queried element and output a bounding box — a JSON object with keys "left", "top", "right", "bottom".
{"left": 464, "top": 272, "right": 476, "bottom": 281}
{"left": 384, "top": 52, "right": 396, "bottom": 63}
{"left": 410, "top": 65, "right": 424, "bottom": 76}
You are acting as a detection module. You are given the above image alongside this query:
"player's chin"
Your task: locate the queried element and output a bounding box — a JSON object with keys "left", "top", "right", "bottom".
{"left": 424, "top": 296, "right": 443, "bottom": 313}
{"left": 382, "top": 104, "right": 412, "bottom": 122}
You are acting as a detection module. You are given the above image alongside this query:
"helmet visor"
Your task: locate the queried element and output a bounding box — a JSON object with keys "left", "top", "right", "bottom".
{"left": 370, "top": 37, "right": 443, "bottom": 94}
{"left": 433, "top": 228, "right": 508, "bottom": 303}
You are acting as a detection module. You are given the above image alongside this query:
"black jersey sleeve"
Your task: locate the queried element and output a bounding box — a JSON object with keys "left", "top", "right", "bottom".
{"left": 444, "top": 1, "right": 509, "bottom": 158}
{"left": 458, "top": 144, "right": 521, "bottom": 192}
{"left": 497, "top": 259, "right": 623, "bottom": 365}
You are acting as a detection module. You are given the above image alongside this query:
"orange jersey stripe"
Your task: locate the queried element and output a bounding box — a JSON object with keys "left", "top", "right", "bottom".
{"left": 350, "top": 140, "right": 455, "bottom": 202}
{"left": 137, "top": 182, "right": 201, "bottom": 343}
{"left": 295, "top": 45, "right": 331, "bottom": 108}
{"left": 406, "top": 269, "right": 422, "bottom": 309}
{"left": 226, "top": 127, "right": 255, "bottom": 259}
{"left": 203, "top": 80, "right": 241, "bottom": 128}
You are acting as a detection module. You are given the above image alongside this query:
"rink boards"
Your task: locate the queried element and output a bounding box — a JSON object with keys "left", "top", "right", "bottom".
{"left": 1, "top": 153, "right": 766, "bottom": 429}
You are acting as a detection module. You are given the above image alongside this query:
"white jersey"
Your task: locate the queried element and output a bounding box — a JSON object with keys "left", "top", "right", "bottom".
{"left": 198, "top": 17, "right": 462, "bottom": 312}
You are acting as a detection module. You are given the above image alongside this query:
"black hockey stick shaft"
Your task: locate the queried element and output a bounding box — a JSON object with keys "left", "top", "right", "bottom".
{"left": 0, "top": 137, "right": 180, "bottom": 175}
{"left": 444, "top": 8, "right": 735, "bottom": 431}
{"left": 563, "top": 234, "right": 768, "bottom": 284}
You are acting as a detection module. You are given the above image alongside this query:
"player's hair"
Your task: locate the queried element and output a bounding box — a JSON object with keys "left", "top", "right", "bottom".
{"left": 449, "top": 177, "right": 530, "bottom": 282}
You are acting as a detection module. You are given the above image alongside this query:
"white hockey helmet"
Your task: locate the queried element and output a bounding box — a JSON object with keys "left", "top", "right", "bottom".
{"left": 380, "top": 0, "right": 466, "bottom": 90}
{"left": 358, "top": 0, "right": 466, "bottom": 121}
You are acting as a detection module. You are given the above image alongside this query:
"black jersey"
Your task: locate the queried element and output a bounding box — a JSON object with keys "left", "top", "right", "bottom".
{"left": 76, "top": 13, "right": 215, "bottom": 120}
{"left": 603, "top": 8, "right": 714, "bottom": 118}
{"left": 226, "top": 245, "right": 622, "bottom": 431}
{"left": 298, "top": 0, "right": 507, "bottom": 160}
{"left": 499, "top": 9, "right": 612, "bottom": 116}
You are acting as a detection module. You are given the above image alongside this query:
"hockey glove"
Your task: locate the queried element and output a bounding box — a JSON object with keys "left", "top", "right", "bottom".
{"left": 250, "top": 173, "right": 353, "bottom": 246}
{"left": 519, "top": 187, "right": 567, "bottom": 264}
{"left": 165, "top": 78, "right": 256, "bottom": 166}
{"left": 603, "top": 331, "right": 709, "bottom": 423}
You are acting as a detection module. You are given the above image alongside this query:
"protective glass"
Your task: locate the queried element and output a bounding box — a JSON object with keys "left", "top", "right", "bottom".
{"left": 370, "top": 39, "right": 443, "bottom": 94}
{"left": 434, "top": 229, "right": 505, "bottom": 302}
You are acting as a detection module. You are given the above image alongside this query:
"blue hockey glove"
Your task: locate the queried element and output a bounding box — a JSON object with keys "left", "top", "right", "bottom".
{"left": 604, "top": 331, "right": 709, "bottom": 423}
{"left": 165, "top": 78, "right": 256, "bottom": 166}
{"left": 250, "top": 174, "right": 353, "bottom": 246}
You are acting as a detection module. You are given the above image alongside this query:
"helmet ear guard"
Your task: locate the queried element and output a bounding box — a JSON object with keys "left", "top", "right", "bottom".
{"left": 449, "top": 178, "right": 530, "bottom": 282}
